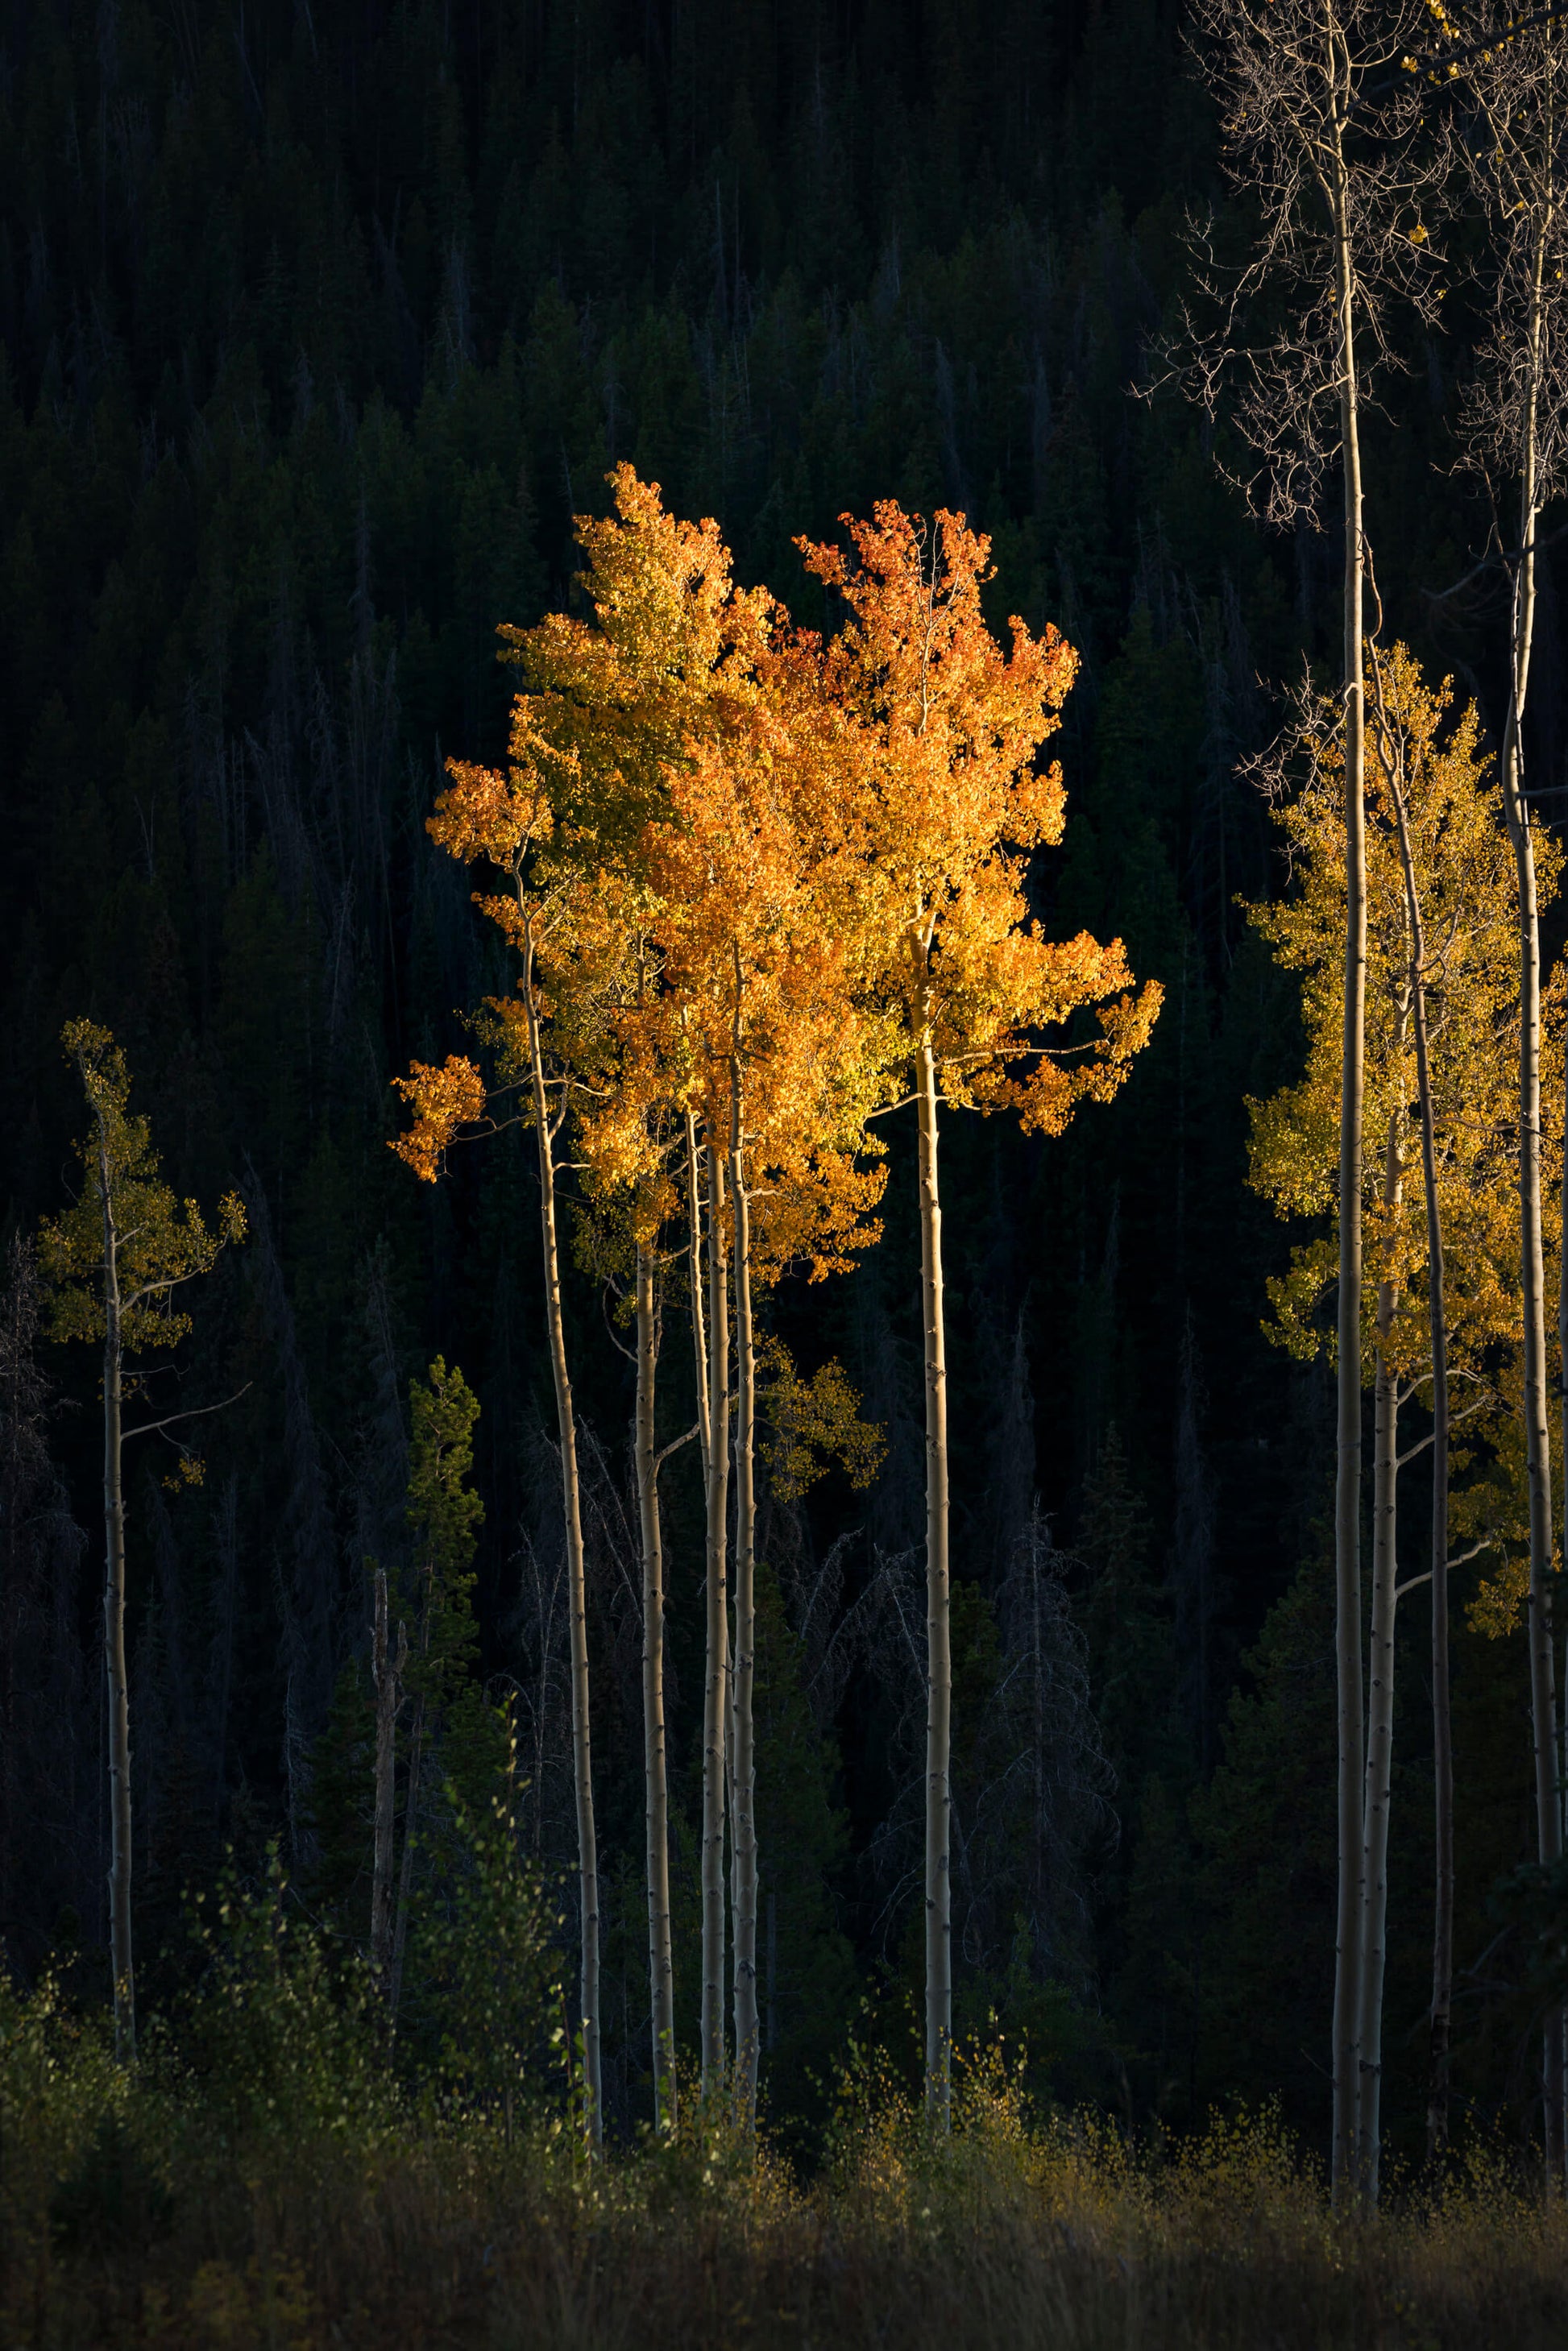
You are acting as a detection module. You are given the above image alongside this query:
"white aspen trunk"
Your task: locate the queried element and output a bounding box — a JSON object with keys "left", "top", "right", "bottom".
{"left": 634, "top": 1244, "right": 678, "bottom": 2132}
{"left": 370, "top": 1566, "right": 404, "bottom": 1988}
{"left": 687, "top": 1113, "right": 711, "bottom": 1478}
{"left": 700, "top": 1137, "right": 731, "bottom": 2099}
{"left": 1330, "top": 128, "right": 1369, "bottom": 2201}
{"left": 1386, "top": 743, "right": 1454, "bottom": 2159}
{"left": 98, "top": 1127, "right": 134, "bottom": 2063}
{"left": 729, "top": 1056, "right": 760, "bottom": 2121}
{"left": 1501, "top": 230, "right": 1566, "bottom": 2180}
{"left": 521, "top": 920, "right": 602, "bottom": 2146}
{"left": 1357, "top": 1107, "right": 1404, "bottom": 2200}
{"left": 916, "top": 1025, "right": 952, "bottom": 2121}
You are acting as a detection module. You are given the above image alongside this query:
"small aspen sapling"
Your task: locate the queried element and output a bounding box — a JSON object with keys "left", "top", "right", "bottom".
{"left": 39, "top": 1020, "right": 246, "bottom": 2062}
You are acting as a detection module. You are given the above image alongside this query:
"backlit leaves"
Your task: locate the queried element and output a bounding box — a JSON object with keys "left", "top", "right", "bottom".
{"left": 40, "top": 1020, "right": 246, "bottom": 1356}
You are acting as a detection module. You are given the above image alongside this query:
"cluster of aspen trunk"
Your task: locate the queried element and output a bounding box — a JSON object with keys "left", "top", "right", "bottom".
{"left": 392, "top": 474, "right": 1161, "bottom": 2139}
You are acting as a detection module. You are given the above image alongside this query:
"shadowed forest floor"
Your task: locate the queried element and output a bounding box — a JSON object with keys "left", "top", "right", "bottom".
{"left": 6, "top": 1974, "right": 1566, "bottom": 2351}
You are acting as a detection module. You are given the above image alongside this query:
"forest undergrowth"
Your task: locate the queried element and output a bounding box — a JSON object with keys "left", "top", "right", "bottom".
{"left": 4, "top": 1922, "right": 1565, "bottom": 2351}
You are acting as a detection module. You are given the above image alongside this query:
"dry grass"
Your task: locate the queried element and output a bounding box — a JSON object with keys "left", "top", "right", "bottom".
{"left": 3, "top": 1980, "right": 1564, "bottom": 2349}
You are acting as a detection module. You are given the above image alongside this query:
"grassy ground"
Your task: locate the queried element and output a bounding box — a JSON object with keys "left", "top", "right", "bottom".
{"left": 4, "top": 1972, "right": 1565, "bottom": 2349}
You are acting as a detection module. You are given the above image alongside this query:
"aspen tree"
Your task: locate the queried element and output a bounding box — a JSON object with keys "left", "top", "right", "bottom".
{"left": 392, "top": 777, "right": 606, "bottom": 2142}
{"left": 1247, "top": 645, "right": 1553, "bottom": 2194}
{"left": 40, "top": 1022, "right": 245, "bottom": 2061}
{"left": 500, "top": 465, "right": 878, "bottom": 2117}
{"left": 798, "top": 503, "right": 1160, "bottom": 2119}
{"left": 1181, "top": 0, "right": 1439, "bottom": 2192}
{"left": 1367, "top": 647, "right": 1451, "bottom": 2164}
{"left": 397, "top": 467, "right": 776, "bottom": 2130}
{"left": 1451, "top": 1, "right": 1568, "bottom": 2176}
{"left": 505, "top": 469, "right": 775, "bottom": 2114}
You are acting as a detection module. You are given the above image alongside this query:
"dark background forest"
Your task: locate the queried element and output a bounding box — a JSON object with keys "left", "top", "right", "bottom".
{"left": 0, "top": 0, "right": 1556, "bottom": 2170}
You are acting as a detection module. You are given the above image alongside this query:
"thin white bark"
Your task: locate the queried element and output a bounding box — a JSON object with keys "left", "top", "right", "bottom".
{"left": 522, "top": 914, "right": 602, "bottom": 2146}
{"left": 729, "top": 1053, "right": 760, "bottom": 2121}
{"left": 634, "top": 1244, "right": 677, "bottom": 2131}
{"left": 1380, "top": 707, "right": 1455, "bottom": 2159}
{"left": 1331, "top": 120, "right": 1369, "bottom": 2200}
{"left": 687, "top": 1113, "right": 711, "bottom": 1479}
{"left": 1500, "top": 225, "right": 1566, "bottom": 2179}
{"left": 700, "top": 1138, "right": 731, "bottom": 2099}
{"left": 1357, "top": 1104, "right": 1404, "bottom": 2199}
{"left": 917, "top": 1027, "right": 952, "bottom": 2121}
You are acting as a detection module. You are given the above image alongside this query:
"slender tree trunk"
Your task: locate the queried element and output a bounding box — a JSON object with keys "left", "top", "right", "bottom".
{"left": 729, "top": 1056, "right": 760, "bottom": 2121}
{"left": 1383, "top": 725, "right": 1455, "bottom": 2161}
{"left": 687, "top": 1113, "right": 711, "bottom": 1478}
{"left": 1330, "top": 135, "right": 1369, "bottom": 2201}
{"left": 522, "top": 918, "right": 602, "bottom": 2146}
{"left": 701, "top": 1137, "right": 732, "bottom": 2098}
{"left": 389, "top": 1681, "right": 424, "bottom": 2022}
{"left": 98, "top": 1129, "right": 134, "bottom": 2063}
{"left": 916, "top": 1025, "right": 952, "bottom": 2121}
{"left": 370, "top": 1565, "right": 404, "bottom": 1988}
{"left": 634, "top": 1243, "right": 677, "bottom": 2132}
{"left": 1358, "top": 1107, "right": 1404, "bottom": 2200}
{"left": 1500, "top": 247, "right": 1566, "bottom": 2182}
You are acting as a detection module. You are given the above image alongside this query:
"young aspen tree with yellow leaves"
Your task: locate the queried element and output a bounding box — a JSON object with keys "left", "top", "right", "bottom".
{"left": 1367, "top": 643, "right": 1457, "bottom": 2164}
{"left": 39, "top": 1022, "right": 246, "bottom": 2061}
{"left": 1180, "top": 0, "right": 1440, "bottom": 2194}
{"left": 1247, "top": 645, "right": 1557, "bottom": 2197}
{"left": 797, "top": 504, "right": 1160, "bottom": 2121}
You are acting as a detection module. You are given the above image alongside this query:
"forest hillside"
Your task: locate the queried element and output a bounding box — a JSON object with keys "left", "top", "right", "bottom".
{"left": 5, "top": 6, "right": 1568, "bottom": 2312}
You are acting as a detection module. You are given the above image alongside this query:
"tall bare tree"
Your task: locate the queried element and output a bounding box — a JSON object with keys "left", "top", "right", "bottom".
{"left": 1453, "top": 1, "right": 1568, "bottom": 2181}
{"left": 1180, "top": 0, "right": 1438, "bottom": 2194}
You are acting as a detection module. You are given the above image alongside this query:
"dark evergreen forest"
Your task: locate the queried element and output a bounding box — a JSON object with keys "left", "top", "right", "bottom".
{"left": 0, "top": 0, "right": 1557, "bottom": 2172}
